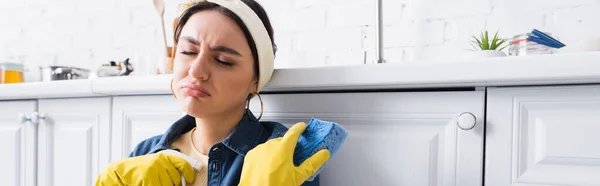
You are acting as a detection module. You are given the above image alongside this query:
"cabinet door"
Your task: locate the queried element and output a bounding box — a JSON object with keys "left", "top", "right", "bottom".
{"left": 0, "top": 100, "right": 36, "bottom": 186}
{"left": 249, "top": 91, "right": 485, "bottom": 186}
{"left": 486, "top": 85, "right": 600, "bottom": 186}
{"left": 111, "top": 95, "right": 183, "bottom": 161}
{"left": 37, "top": 97, "right": 111, "bottom": 186}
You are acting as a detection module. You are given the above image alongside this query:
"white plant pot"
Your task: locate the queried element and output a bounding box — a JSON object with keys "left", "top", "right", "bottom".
{"left": 465, "top": 50, "right": 507, "bottom": 59}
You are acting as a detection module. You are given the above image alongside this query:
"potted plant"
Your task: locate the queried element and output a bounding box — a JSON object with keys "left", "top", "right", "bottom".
{"left": 468, "top": 30, "right": 508, "bottom": 58}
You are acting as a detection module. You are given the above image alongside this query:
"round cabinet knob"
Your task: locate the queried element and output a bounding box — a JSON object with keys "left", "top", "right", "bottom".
{"left": 457, "top": 112, "right": 476, "bottom": 130}
{"left": 31, "top": 112, "right": 46, "bottom": 123}
{"left": 19, "top": 113, "right": 31, "bottom": 123}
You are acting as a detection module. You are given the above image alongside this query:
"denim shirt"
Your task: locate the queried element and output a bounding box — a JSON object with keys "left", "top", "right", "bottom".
{"left": 128, "top": 110, "right": 320, "bottom": 186}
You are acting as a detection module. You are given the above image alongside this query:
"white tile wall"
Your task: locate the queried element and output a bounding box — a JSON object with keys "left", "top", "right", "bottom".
{"left": 1, "top": 0, "right": 600, "bottom": 75}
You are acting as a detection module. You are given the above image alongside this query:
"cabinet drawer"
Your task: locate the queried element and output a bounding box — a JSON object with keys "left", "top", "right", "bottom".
{"left": 0, "top": 100, "right": 36, "bottom": 186}
{"left": 250, "top": 91, "right": 485, "bottom": 186}
{"left": 486, "top": 85, "right": 600, "bottom": 186}
{"left": 111, "top": 95, "right": 183, "bottom": 161}
{"left": 37, "top": 97, "right": 111, "bottom": 186}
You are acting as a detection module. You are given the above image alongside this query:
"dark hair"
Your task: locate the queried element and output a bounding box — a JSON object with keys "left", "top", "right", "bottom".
{"left": 173, "top": 0, "right": 277, "bottom": 80}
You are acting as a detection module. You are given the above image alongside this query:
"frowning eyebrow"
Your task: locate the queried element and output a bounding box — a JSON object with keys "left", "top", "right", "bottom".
{"left": 181, "top": 36, "right": 242, "bottom": 56}
{"left": 182, "top": 36, "right": 201, "bottom": 45}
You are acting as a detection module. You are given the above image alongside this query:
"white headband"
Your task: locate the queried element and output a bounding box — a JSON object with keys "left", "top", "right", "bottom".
{"left": 182, "top": 0, "right": 275, "bottom": 92}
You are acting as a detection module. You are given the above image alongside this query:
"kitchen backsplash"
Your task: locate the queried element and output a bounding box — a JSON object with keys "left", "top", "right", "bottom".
{"left": 1, "top": 0, "right": 599, "bottom": 75}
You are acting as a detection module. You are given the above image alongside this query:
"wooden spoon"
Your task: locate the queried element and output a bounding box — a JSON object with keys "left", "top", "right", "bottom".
{"left": 153, "top": 0, "right": 168, "bottom": 55}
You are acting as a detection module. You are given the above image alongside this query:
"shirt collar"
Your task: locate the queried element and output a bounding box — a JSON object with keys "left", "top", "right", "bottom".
{"left": 221, "top": 111, "right": 264, "bottom": 156}
{"left": 150, "top": 110, "right": 265, "bottom": 156}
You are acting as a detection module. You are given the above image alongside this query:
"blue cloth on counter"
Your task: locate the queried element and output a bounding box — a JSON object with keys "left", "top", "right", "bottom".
{"left": 128, "top": 110, "right": 320, "bottom": 186}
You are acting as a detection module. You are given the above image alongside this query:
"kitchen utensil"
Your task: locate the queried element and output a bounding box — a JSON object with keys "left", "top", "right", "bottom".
{"left": 97, "top": 58, "right": 135, "bottom": 77}
{"left": 509, "top": 33, "right": 555, "bottom": 56}
{"left": 40, "top": 66, "right": 90, "bottom": 81}
{"left": 0, "top": 63, "right": 24, "bottom": 84}
{"left": 532, "top": 29, "right": 566, "bottom": 48}
{"left": 154, "top": 0, "right": 168, "bottom": 55}
{"left": 527, "top": 36, "right": 562, "bottom": 48}
{"left": 120, "top": 58, "right": 134, "bottom": 76}
{"left": 525, "top": 29, "right": 566, "bottom": 49}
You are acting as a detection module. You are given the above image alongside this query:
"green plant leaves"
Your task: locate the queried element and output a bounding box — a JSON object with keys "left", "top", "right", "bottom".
{"left": 483, "top": 31, "right": 490, "bottom": 50}
{"left": 471, "top": 30, "right": 508, "bottom": 51}
{"left": 490, "top": 31, "right": 507, "bottom": 50}
{"left": 471, "top": 36, "right": 483, "bottom": 50}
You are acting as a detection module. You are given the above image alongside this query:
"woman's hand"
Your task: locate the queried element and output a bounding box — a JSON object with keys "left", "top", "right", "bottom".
{"left": 95, "top": 153, "right": 195, "bottom": 186}
{"left": 239, "top": 122, "right": 331, "bottom": 186}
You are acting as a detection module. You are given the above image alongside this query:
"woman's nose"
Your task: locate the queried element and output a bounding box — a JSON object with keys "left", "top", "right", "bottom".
{"left": 188, "top": 50, "right": 210, "bottom": 81}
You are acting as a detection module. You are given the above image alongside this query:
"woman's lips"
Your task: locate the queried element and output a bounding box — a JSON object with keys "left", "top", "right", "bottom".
{"left": 180, "top": 83, "right": 211, "bottom": 98}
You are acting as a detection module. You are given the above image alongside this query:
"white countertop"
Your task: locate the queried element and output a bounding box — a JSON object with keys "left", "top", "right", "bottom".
{"left": 2, "top": 52, "right": 600, "bottom": 100}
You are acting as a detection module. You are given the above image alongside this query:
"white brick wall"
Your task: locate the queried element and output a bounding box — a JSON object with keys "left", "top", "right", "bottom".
{"left": 0, "top": 0, "right": 165, "bottom": 79}
{"left": 1, "top": 0, "right": 600, "bottom": 76}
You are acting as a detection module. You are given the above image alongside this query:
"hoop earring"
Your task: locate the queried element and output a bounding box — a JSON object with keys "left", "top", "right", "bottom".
{"left": 246, "top": 93, "right": 264, "bottom": 120}
{"left": 170, "top": 79, "right": 177, "bottom": 99}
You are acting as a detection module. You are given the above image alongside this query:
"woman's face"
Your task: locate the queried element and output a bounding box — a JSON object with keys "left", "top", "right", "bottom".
{"left": 172, "top": 10, "right": 257, "bottom": 118}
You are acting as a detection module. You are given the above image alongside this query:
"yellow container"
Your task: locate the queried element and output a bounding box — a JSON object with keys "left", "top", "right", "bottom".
{"left": 0, "top": 63, "right": 24, "bottom": 84}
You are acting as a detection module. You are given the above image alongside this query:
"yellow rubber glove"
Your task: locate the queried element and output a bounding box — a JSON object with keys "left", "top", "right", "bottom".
{"left": 239, "top": 122, "right": 331, "bottom": 186}
{"left": 95, "top": 153, "right": 195, "bottom": 186}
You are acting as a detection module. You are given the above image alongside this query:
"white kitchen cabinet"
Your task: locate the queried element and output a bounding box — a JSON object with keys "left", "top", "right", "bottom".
{"left": 249, "top": 91, "right": 485, "bottom": 186}
{"left": 36, "top": 97, "right": 111, "bottom": 186}
{"left": 486, "top": 85, "right": 600, "bottom": 186}
{"left": 0, "top": 100, "right": 36, "bottom": 186}
{"left": 111, "top": 95, "right": 184, "bottom": 161}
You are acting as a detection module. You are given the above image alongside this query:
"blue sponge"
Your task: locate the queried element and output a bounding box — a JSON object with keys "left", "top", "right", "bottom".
{"left": 293, "top": 118, "right": 348, "bottom": 181}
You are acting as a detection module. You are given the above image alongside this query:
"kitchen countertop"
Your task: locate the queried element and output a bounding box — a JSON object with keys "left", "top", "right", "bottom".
{"left": 1, "top": 52, "right": 600, "bottom": 100}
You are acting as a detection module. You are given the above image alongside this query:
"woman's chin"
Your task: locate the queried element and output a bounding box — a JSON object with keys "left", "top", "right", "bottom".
{"left": 180, "top": 96, "right": 210, "bottom": 117}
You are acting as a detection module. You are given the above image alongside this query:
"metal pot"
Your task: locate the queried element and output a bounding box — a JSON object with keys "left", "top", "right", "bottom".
{"left": 40, "top": 66, "right": 90, "bottom": 81}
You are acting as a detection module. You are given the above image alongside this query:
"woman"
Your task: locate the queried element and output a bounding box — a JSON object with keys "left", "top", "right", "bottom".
{"left": 94, "top": 0, "right": 330, "bottom": 186}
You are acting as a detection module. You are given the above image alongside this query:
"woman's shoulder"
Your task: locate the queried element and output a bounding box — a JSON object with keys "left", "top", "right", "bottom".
{"left": 128, "top": 134, "right": 165, "bottom": 157}
{"left": 258, "top": 121, "right": 290, "bottom": 140}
